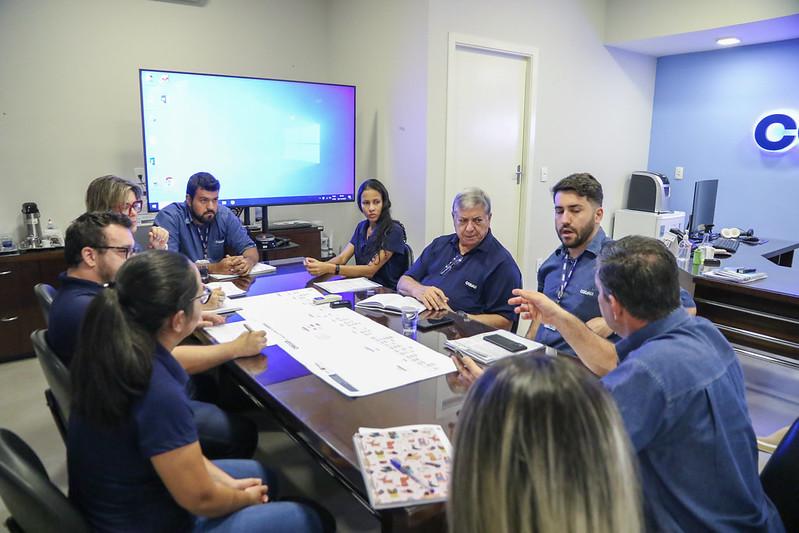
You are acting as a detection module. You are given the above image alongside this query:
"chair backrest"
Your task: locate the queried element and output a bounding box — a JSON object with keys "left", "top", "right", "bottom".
{"left": 404, "top": 242, "right": 415, "bottom": 271}
{"left": 0, "top": 428, "right": 88, "bottom": 533}
{"left": 761, "top": 417, "right": 799, "bottom": 532}
{"left": 33, "top": 283, "right": 56, "bottom": 326}
{"left": 30, "top": 330, "right": 71, "bottom": 430}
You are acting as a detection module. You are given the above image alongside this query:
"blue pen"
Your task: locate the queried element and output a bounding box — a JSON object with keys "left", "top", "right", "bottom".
{"left": 389, "top": 458, "right": 436, "bottom": 491}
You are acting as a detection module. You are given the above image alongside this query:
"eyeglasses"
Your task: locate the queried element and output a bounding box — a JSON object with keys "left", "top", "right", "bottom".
{"left": 93, "top": 245, "right": 135, "bottom": 259}
{"left": 192, "top": 286, "right": 213, "bottom": 305}
{"left": 439, "top": 253, "right": 464, "bottom": 277}
{"left": 118, "top": 200, "right": 143, "bottom": 215}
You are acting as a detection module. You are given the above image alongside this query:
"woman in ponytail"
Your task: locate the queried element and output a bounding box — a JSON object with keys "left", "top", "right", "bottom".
{"left": 304, "top": 179, "right": 408, "bottom": 289}
{"left": 69, "top": 250, "right": 325, "bottom": 533}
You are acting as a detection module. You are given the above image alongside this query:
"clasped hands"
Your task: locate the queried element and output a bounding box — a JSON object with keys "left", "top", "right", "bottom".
{"left": 216, "top": 254, "right": 252, "bottom": 276}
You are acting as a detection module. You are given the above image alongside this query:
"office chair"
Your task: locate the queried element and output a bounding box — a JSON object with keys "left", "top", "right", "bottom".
{"left": 33, "top": 283, "right": 56, "bottom": 326}
{"left": 30, "top": 330, "right": 70, "bottom": 443}
{"left": 0, "top": 428, "right": 88, "bottom": 533}
{"left": 760, "top": 417, "right": 799, "bottom": 532}
{"left": 404, "top": 242, "right": 415, "bottom": 271}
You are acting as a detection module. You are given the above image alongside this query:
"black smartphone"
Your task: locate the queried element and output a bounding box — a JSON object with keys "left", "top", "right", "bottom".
{"left": 417, "top": 316, "right": 455, "bottom": 331}
{"left": 483, "top": 333, "right": 526, "bottom": 352}
{"left": 330, "top": 299, "right": 352, "bottom": 309}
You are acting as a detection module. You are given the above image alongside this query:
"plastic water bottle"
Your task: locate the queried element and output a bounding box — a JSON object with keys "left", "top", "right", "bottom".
{"left": 43, "top": 218, "right": 63, "bottom": 247}
{"left": 677, "top": 236, "right": 691, "bottom": 271}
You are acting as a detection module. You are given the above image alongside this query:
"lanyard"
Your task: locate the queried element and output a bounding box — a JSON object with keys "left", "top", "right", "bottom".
{"left": 556, "top": 252, "right": 579, "bottom": 304}
{"left": 196, "top": 224, "right": 210, "bottom": 260}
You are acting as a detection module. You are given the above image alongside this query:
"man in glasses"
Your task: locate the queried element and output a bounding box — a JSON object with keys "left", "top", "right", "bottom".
{"left": 47, "top": 212, "right": 263, "bottom": 459}
{"left": 85, "top": 175, "right": 168, "bottom": 251}
{"left": 154, "top": 172, "right": 258, "bottom": 276}
{"left": 398, "top": 188, "right": 522, "bottom": 330}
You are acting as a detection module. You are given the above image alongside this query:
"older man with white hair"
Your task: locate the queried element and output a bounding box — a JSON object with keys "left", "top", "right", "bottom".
{"left": 397, "top": 188, "right": 522, "bottom": 330}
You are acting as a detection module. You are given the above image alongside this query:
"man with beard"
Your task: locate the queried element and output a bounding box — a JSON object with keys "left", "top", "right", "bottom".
{"left": 528, "top": 173, "right": 695, "bottom": 365}
{"left": 154, "top": 172, "right": 259, "bottom": 276}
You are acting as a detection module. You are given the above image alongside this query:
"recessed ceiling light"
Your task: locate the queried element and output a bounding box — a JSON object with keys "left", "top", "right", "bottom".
{"left": 716, "top": 37, "right": 741, "bottom": 46}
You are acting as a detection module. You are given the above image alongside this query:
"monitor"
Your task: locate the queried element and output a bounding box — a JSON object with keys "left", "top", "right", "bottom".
{"left": 139, "top": 69, "right": 356, "bottom": 216}
{"left": 688, "top": 179, "right": 718, "bottom": 234}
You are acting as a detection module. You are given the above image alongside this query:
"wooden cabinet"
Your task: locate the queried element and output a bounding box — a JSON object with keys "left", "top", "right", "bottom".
{"left": 255, "top": 226, "right": 323, "bottom": 262}
{"left": 0, "top": 249, "right": 66, "bottom": 362}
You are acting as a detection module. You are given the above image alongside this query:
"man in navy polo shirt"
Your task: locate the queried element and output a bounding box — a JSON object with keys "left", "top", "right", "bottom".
{"left": 154, "top": 172, "right": 259, "bottom": 276}
{"left": 530, "top": 173, "right": 695, "bottom": 372}
{"left": 48, "top": 212, "right": 260, "bottom": 459}
{"left": 509, "top": 236, "right": 784, "bottom": 532}
{"left": 397, "top": 188, "right": 521, "bottom": 330}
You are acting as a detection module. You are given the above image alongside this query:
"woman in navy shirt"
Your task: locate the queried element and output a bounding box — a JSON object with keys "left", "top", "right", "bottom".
{"left": 68, "top": 250, "right": 324, "bottom": 533}
{"left": 304, "top": 179, "right": 407, "bottom": 289}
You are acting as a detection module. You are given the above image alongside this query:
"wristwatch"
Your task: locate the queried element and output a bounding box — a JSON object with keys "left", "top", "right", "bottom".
{"left": 335, "top": 264, "right": 340, "bottom": 275}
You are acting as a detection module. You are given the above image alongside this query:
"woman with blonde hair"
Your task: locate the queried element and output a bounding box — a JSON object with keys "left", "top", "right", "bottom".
{"left": 86, "top": 174, "right": 169, "bottom": 250}
{"left": 449, "top": 355, "right": 641, "bottom": 533}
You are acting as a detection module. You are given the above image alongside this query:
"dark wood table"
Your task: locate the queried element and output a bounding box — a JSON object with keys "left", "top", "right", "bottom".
{"left": 210, "top": 261, "right": 532, "bottom": 532}
{"left": 681, "top": 238, "right": 799, "bottom": 363}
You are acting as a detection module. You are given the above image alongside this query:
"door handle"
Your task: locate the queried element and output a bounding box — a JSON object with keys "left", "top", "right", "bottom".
{"left": 515, "top": 164, "right": 522, "bottom": 185}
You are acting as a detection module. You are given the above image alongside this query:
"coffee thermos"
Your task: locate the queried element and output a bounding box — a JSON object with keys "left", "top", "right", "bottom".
{"left": 22, "top": 202, "right": 43, "bottom": 248}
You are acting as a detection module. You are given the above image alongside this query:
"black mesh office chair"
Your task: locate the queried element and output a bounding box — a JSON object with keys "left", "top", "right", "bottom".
{"left": 30, "top": 330, "right": 70, "bottom": 443}
{"left": 761, "top": 417, "right": 799, "bottom": 532}
{"left": 33, "top": 284, "right": 56, "bottom": 327}
{"left": 404, "top": 242, "right": 415, "bottom": 270}
{"left": 0, "top": 428, "right": 88, "bottom": 533}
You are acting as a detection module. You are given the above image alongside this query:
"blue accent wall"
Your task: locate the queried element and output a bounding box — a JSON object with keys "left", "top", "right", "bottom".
{"left": 648, "top": 38, "right": 799, "bottom": 240}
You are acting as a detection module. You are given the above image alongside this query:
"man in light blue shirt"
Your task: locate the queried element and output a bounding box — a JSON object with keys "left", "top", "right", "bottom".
{"left": 154, "top": 172, "right": 259, "bottom": 276}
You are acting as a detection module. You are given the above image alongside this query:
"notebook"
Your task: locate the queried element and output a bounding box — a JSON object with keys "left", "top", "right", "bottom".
{"left": 702, "top": 268, "right": 768, "bottom": 284}
{"left": 355, "top": 293, "right": 426, "bottom": 314}
{"left": 445, "top": 330, "right": 543, "bottom": 364}
{"left": 353, "top": 425, "right": 452, "bottom": 510}
{"left": 211, "top": 262, "right": 276, "bottom": 280}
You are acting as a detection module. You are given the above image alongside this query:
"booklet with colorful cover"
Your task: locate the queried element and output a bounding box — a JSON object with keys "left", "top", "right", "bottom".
{"left": 353, "top": 424, "right": 452, "bottom": 509}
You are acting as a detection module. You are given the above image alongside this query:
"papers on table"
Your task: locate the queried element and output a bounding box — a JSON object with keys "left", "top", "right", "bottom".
{"left": 204, "top": 320, "right": 278, "bottom": 346}
{"left": 445, "top": 330, "right": 543, "bottom": 365}
{"left": 211, "top": 262, "right": 277, "bottom": 280}
{"left": 206, "top": 281, "right": 247, "bottom": 298}
{"left": 207, "top": 305, "right": 242, "bottom": 315}
{"left": 235, "top": 288, "right": 456, "bottom": 397}
{"left": 702, "top": 268, "right": 767, "bottom": 284}
{"left": 355, "top": 293, "right": 426, "bottom": 315}
{"left": 314, "top": 277, "right": 382, "bottom": 294}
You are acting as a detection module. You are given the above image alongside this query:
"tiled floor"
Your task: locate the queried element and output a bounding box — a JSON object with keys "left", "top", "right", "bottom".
{"left": 0, "top": 356, "right": 379, "bottom": 532}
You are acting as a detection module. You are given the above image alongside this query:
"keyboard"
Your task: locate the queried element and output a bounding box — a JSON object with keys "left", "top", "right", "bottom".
{"left": 712, "top": 238, "right": 740, "bottom": 253}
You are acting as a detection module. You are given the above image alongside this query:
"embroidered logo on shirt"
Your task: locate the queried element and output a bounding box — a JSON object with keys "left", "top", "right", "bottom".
{"left": 464, "top": 280, "right": 477, "bottom": 289}
{"left": 580, "top": 288, "right": 595, "bottom": 297}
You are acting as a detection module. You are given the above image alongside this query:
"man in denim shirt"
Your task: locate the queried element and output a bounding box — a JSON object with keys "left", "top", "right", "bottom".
{"left": 508, "top": 236, "right": 783, "bottom": 532}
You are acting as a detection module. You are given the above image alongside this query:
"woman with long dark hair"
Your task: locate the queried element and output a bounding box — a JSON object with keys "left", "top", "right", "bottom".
{"left": 304, "top": 179, "right": 407, "bottom": 289}
{"left": 69, "top": 250, "right": 323, "bottom": 532}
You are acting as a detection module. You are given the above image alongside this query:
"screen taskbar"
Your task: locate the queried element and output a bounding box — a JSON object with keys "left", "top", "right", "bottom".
{"left": 148, "top": 193, "right": 354, "bottom": 212}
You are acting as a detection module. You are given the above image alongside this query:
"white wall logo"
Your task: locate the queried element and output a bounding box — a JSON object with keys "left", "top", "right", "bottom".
{"left": 754, "top": 110, "right": 799, "bottom": 152}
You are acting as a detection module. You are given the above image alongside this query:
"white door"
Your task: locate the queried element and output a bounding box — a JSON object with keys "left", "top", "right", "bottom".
{"left": 444, "top": 36, "right": 536, "bottom": 259}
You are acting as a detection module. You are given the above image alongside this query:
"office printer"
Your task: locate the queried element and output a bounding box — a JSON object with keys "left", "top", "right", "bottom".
{"left": 627, "top": 171, "right": 670, "bottom": 213}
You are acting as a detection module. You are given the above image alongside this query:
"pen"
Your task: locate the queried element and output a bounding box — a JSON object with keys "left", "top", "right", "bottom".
{"left": 243, "top": 323, "right": 254, "bottom": 333}
{"left": 389, "top": 458, "right": 436, "bottom": 491}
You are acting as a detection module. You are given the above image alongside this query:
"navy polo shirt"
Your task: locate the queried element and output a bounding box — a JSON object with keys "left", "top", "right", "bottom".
{"left": 535, "top": 228, "right": 697, "bottom": 355}
{"left": 68, "top": 344, "right": 199, "bottom": 533}
{"left": 47, "top": 273, "right": 102, "bottom": 366}
{"left": 602, "top": 308, "right": 784, "bottom": 532}
{"left": 350, "top": 220, "right": 407, "bottom": 290}
{"left": 154, "top": 202, "right": 255, "bottom": 263}
{"left": 405, "top": 231, "right": 522, "bottom": 323}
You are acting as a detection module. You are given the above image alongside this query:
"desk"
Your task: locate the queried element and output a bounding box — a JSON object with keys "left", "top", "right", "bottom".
{"left": 682, "top": 238, "right": 799, "bottom": 363}
{"left": 212, "top": 262, "right": 542, "bottom": 532}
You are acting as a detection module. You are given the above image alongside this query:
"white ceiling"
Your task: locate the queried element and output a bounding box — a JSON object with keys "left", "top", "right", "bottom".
{"left": 607, "top": 13, "right": 799, "bottom": 57}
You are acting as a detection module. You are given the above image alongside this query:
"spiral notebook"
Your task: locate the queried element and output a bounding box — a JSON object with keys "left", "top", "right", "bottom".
{"left": 353, "top": 425, "right": 452, "bottom": 510}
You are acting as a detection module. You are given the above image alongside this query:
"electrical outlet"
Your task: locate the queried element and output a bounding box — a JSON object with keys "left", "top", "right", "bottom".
{"left": 675, "top": 166, "right": 684, "bottom": 180}
{"left": 540, "top": 166, "right": 548, "bottom": 182}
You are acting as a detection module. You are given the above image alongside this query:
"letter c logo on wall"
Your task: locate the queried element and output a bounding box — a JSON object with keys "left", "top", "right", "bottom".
{"left": 754, "top": 110, "right": 799, "bottom": 152}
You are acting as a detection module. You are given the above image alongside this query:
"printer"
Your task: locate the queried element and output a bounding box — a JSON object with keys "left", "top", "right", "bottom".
{"left": 627, "top": 171, "right": 670, "bottom": 213}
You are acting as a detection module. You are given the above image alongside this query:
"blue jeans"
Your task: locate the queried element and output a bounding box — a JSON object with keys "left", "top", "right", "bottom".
{"left": 193, "top": 460, "right": 323, "bottom": 533}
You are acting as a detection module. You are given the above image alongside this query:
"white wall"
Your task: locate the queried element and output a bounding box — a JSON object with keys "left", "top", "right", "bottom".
{"left": 426, "top": 0, "right": 657, "bottom": 283}
{"left": 0, "top": 0, "right": 361, "bottom": 250}
{"left": 327, "top": 0, "right": 429, "bottom": 255}
{"left": 605, "top": 0, "right": 799, "bottom": 44}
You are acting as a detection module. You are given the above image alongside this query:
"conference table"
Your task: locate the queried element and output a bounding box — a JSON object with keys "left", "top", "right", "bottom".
{"left": 203, "top": 259, "right": 548, "bottom": 533}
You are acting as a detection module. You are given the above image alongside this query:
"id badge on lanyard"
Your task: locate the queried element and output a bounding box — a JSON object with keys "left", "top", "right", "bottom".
{"left": 543, "top": 253, "right": 578, "bottom": 331}
{"left": 197, "top": 225, "right": 210, "bottom": 260}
